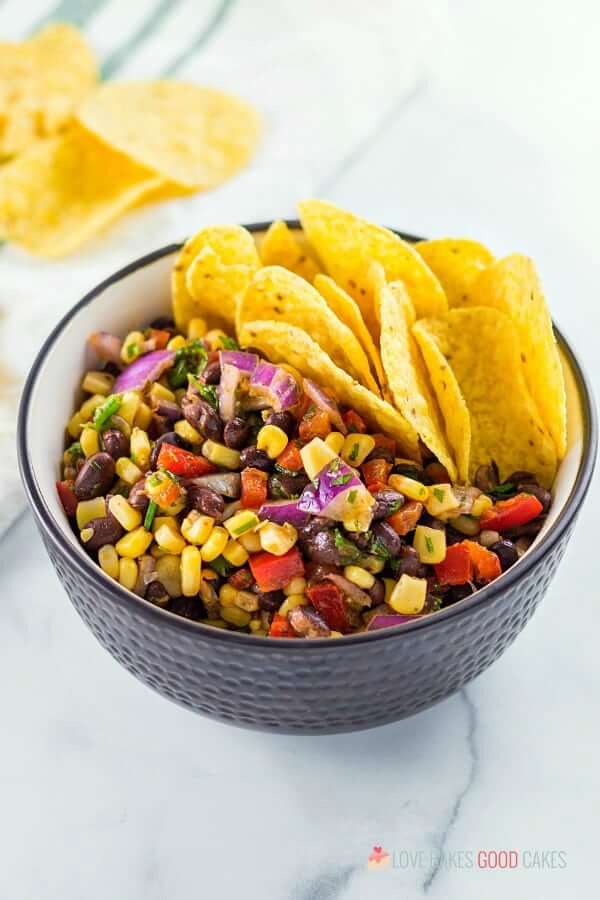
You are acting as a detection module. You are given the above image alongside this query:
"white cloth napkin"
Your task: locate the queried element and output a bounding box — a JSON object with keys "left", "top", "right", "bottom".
{"left": 0, "top": 0, "right": 445, "bottom": 536}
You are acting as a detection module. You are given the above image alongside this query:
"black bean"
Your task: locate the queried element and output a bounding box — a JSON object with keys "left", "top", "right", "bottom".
{"left": 372, "top": 521, "right": 402, "bottom": 557}
{"left": 149, "top": 431, "right": 184, "bottom": 469}
{"left": 201, "top": 359, "right": 221, "bottom": 385}
{"left": 186, "top": 484, "right": 225, "bottom": 518}
{"left": 347, "top": 531, "right": 372, "bottom": 552}
{"left": 256, "top": 589, "right": 284, "bottom": 612}
{"left": 223, "top": 417, "right": 251, "bottom": 449}
{"left": 154, "top": 399, "right": 181, "bottom": 422}
{"left": 447, "top": 583, "right": 475, "bottom": 604}
{"left": 74, "top": 452, "right": 115, "bottom": 500}
{"left": 297, "top": 517, "right": 332, "bottom": 543}
{"left": 265, "top": 410, "right": 296, "bottom": 436}
{"left": 101, "top": 428, "right": 129, "bottom": 460}
{"left": 269, "top": 471, "right": 309, "bottom": 499}
{"left": 148, "top": 415, "right": 169, "bottom": 439}
{"left": 503, "top": 518, "right": 545, "bottom": 540}
{"left": 392, "top": 462, "right": 424, "bottom": 481}
{"left": 303, "top": 529, "right": 346, "bottom": 566}
{"left": 169, "top": 596, "right": 204, "bottom": 620}
{"left": 423, "top": 461, "right": 451, "bottom": 484}
{"left": 181, "top": 394, "right": 223, "bottom": 442}
{"left": 517, "top": 483, "right": 551, "bottom": 512}
{"left": 371, "top": 489, "right": 404, "bottom": 521}
{"left": 368, "top": 579, "right": 385, "bottom": 605}
{"left": 475, "top": 463, "right": 499, "bottom": 492}
{"left": 489, "top": 540, "right": 518, "bottom": 571}
{"left": 506, "top": 471, "right": 536, "bottom": 485}
{"left": 145, "top": 580, "right": 170, "bottom": 606}
{"left": 239, "top": 445, "right": 272, "bottom": 472}
{"left": 81, "top": 515, "right": 123, "bottom": 550}
{"left": 394, "top": 544, "right": 421, "bottom": 577}
{"left": 365, "top": 445, "right": 394, "bottom": 464}
{"left": 128, "top": 479, "right": 149, "bottom": 514}
{"left": 150, "top": 316, "right": 175, "bottom": 330}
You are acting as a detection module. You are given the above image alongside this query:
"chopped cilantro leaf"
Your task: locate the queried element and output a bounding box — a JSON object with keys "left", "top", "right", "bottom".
{"left": 333, "top": 529, "right": 362, "bottom": 565}
{"left": 425, "top": 535, "right": 434, "bottom": 554}
{"left": 169, "top": 340, "right": 208, "bottom": 389}
{"left": 432, "top": 487, "right": 445, "bottom": 503}
{"left": 348, "top": 489, "right": 358, "bottom": 504}
{"left": 489, "top": 482, "right": 517, "bottom": 499}
{"left": 349, "top": 442, "right": 359, "bottom": 462}
{"left": 332, "top": 472, "right": 352, "bottom": 486}
{"left": 209, "top": 555, "right": 234, "bottom": 578}
{"left": 188, "top": 374, "right": 218, "bottom": 410}
{"left": 220, "top": 335, "right": 239, "bottom": 350}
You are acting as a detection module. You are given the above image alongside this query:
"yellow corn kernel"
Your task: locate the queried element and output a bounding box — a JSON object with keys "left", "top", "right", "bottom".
{"left": 234, "top": 590, "right": 260, "bottom": 612}
{"left": 76, "top": 497, "right": 106, "bottom": 531}
{"left": 219, "top": 583, "right": 239, "bottom": 607}
{"left": 167, "top": 334, "right": 187, "bottom": 352}
{"left": 341, "top": 433, "right": 376, "bottom": 467}
{"left": 204, "top": 328, "right": 228, "bottom": 350}
{"left": 284, "top": 576, "right": 307, "bottom": 596}
{"left": 130, "top": 427, "right": 151, "bottom": 470}
{"left": 108, "top": 495, "right": 142, "bottom": 532}
{"left": 259, "top": 522, "right": 298, "bottom": 556}
{"left": 472, "top": 494, "right": 494, "bottom": 517}
{"left": 325, "top": 431, "right": 345, "bottom": 455}
{"left": 119, "top": 391, "right": 141, "bottom": 426}
{"left": 413, "top": 525, "right": 447, "bottom": 564}
{"left": 134, "top": 402, "right": 153, "bottom": 431}
{"left": 115, "top": 456, "right": 144, "bottom": 486}
{"left": 181, "top": 545, "right": 202, "bottom": 597}
{"left": 152, "top": 516, "right": 179, "bottom": 532}
{"left": 187, "top": 317, "right": 207, "bottom": 340}
{"left": 238, "top": 530, "right": 262, "bottom": 553}
{"left": 343, "top": 565, "right": 375, "bottom": 590}
{"left": 388, "top": 473, "right": 429, "bottom": 502}
{"left": 80, "top": 426, "right": 100, "bottom": 458}
{"left": 202, "top": 439, "right": 240, "bottom": 470}
{"left": 154, "top": 520, "right": 186, "bottom": 554}
{"left": 383, "top": 578, "right": 396, "bottom": 604}
{"left": 329, "top": 631, "right": 343, "bottom": 638}
{"left": 202, "top": 569, "right": 218, "bottom": 581}
{"left": 81, "top": 370, "right": 114, "bottom": 396}
{"left": 222, "top": 540, "right": 249, "bottom": 567}
{"left": 79, "top": 394, "right": 106, "bottom": 421}
{"left": 98, "top": 544, "right": 119, "bottom": 580}
{"left": 224, "top": 509, "right": 260, "bottom": 539}
{"left": 118, "top": 557, "right": 138, "bottom": 591}
{"left": 425, "top": 484, "right": 460, "bottom": 517}
{"left": 220, "top": 605, "right": 251, "bottom": 628}
{"left": 149, "top": 382, "right": 176, "bottom": 406}
{"left": 362, "top": 555, "right": 386, "bottom": 574}
{"left": 155, "top": 554, "right": 182, "bottom": 597}
{"left": 249, "top": 618, "right": 263, "bottom": 633}
{"left": 389, "top": 574, "right": 427, "bottom": 615}
{"left": 121, "top": 330, "right": 145, "bottom": 363}
{"left": 67, "top": 411, "right": 83, "bottom": 439}
{"left": 174, "top": 419, "right": 202, "bottom": 445}
{"left": 200, "top": 526, "right": 228, "bottom": 562}
{"left": 278, "top": 593, "right": 307, "bottom": 617}
{"left": 256, "top": 424, "right": 288, "bottom": 459}
{"left": 116, "top": 526, "right": 153, "bottom": 559}
{"left": 300, "top": 437, "right": 338, "bottom": 480}
{"left": 150, "top": 544, "right": 171, "bottom": 559}
{"left": 181, "top": 511, "right": 214, "bottom": 545}
{"left": 448, "top": 515, "right": 480, "bottom": 537}
{"left": 206, "top": 619, "right": 228, "bottom": 629}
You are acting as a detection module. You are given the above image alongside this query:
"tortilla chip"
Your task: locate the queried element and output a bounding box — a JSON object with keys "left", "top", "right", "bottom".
{"left": 259, "top": 220, "right": 320, "bottom": 281}
{"left": 172, "top": 224, "right": 259, "bottom": 331}
{"left": 237, "top": 266, "right": 381, "bottom": 395}
{"left": 0, "top": 125, "right": 161, "bottom": 257}
{"left": 77, "top": 81, "right": 261, "bottom": 189}
{"left": 238, "top": 320, "right": 420, "bottom": 459}
{"left": 465, "top": 254, "right": 567, "bottom": 458}
{"left": 314, "top": 273, "right": 386, "bottom": 389}
{"left": 377, "top": 278, "right": 457, "bottom": 480}
{"left": 413, "top": 309, "right": 557, "bottom": 488}
{"left": 415, "top": 238, "right": 494, "bottom": 308}
{"left": 298, "top": 199, "right": 447, "bottom": 335}
{"left": 0, "top": 24, "right": 97, "bottom": 160}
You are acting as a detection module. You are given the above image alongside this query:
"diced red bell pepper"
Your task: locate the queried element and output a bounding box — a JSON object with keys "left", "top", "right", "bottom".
{"left": 434, "top": 542, "right": 473, "bottom": 586}
{"left": 56, "top": 480, "right": 78, "bottom": 517}
{"left": 480, "top": 492, "right": 543, "bottom": 532}
{"left": 240, "top": 467, "right": 268, "bottom": 509}
{"left": 463, "top": 540, "right": 502, "bottom": 583}
{"left": 387, "top": 500, "right": 424, "bottom": 536}
{"left": 299, "top": 408, "right": 331, "bottom": 441}
{"left": 306, "top": 581, "right": 350, "bottom": 633}
{"left": 343, "top": 409, "right": 367, "bottom": 433}
{"left": 269, "top": 613, "right": 297, "bottom": 638}
{"left": 276, "top": 439, "right": 304, "bottom": 472}
{"left": 157, "top": 443, "right": 216, "bottom": 478}
{"left": 361, "top": 457, "right": 392, "bottom": 493}
{"left": 249, "top": 547, "right": 305, "bottom": 592}
{"left": 372, "top": 433, "right": 396, "bottom": 455}
{"left": 147, "top": 328, "right": 171, "bottom": 350}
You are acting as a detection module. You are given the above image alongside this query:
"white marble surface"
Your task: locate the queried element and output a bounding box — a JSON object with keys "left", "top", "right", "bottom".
{"left": 2, "top": 1, "right": 600, "bottom": 897}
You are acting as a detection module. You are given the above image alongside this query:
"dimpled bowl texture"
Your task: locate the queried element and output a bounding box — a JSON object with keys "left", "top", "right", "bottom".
{"left": 18, "top": 224, "right": 598, "bottom": 734}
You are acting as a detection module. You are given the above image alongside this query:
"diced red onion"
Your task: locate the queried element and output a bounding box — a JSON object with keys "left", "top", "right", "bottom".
{"left": 298, "top": 458, "right": 374, "bottom": 529}
{"left": 185, "top": 473, "right": 241, "bottom": 497}
{"left": 249, "top": 363, "right": 300, "bottom": 412}
{"left": 303, "top": 379, "right": 347, "bottom": 434}
{"left": 113, "top": 350, "right": 174, "bottom": 393}
{"left": 258, "top": 499, "right": 310, "bottom": 527}
{"left": 88, "top": 332, "right": 123, "bottom": 367}
{"left": 218, "top": 363, "right": 240, "bottom": 422}
{"left": 325, "top": 573, "right": 371, "bottom": 608}
{"left": 219, "top": 350, "right": 258, "bottom": 374}
{"left": 367, "top": 613, "right": 422, "bottom": 631}
{"left": 220, "top": 499, "right": 242, "bottom": 522}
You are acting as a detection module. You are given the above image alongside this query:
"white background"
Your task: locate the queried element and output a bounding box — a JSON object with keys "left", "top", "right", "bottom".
{"left": 1, "top": 1, "right": 599, "bottom": 897}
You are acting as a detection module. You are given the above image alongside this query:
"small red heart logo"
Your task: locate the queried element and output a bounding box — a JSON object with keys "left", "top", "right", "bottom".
{"left": 374, "top": 846, "right": 382, "bottom": 854}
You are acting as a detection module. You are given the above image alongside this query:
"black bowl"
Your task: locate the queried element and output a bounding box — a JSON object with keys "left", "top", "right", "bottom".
{"left": 17, "top": 224, "right": 598, "bottom": 734}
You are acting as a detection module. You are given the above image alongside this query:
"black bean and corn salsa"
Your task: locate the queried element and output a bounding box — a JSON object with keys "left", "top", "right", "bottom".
{"left": 57, "top": 317, "right": 551, "bottom": 638}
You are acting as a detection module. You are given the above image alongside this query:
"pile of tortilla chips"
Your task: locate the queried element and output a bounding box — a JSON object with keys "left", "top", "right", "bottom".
{"left": 173, "top": 201, "right": 566, "bottom": 488}
{"left": 0, "top": 25, "right": 260, "bottom": 257}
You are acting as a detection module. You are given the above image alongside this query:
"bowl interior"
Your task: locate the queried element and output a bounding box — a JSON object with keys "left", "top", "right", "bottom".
{"left": 22, "top": 237, "right": 587, "bottom": 610}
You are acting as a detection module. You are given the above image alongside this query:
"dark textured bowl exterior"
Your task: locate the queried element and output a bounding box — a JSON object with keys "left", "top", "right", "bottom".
{"left": 18, "top": 228, "right": 598, "bottom": 734}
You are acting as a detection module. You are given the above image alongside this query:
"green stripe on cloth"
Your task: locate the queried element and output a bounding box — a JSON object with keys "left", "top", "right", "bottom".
{"left": 162, "top": 0, "right": 235, "bottom": 75}
{"left": 101, "top": 0, "right": 183, "bottom": 78}
{"left": 29, "top": 0, "right": 110, "bottom": 33}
